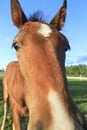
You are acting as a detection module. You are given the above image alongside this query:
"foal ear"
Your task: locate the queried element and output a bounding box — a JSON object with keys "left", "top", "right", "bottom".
{"left": 11, "top": 0, "right": 27, "bottom": 29}
{"left": 50, "top": 0, "right": 67, "bottom": 31}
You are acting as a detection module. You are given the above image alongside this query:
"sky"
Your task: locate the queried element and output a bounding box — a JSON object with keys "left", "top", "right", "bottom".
{"left": 0, "top": 0, "right": 87, "bottom": 70}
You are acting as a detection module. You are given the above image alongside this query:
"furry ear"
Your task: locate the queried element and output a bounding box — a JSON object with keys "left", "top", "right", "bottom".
{"left": 11, "top": 0, "right": 27, "bottom": 29}
{"left": 50, "top": 0, "right": 67, "bottom": 31}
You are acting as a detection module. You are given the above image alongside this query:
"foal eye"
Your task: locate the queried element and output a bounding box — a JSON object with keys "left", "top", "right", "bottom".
{"left": 65, "top": 43, "right": 71, "bottom": 52}
{"left": 12, "top": 42, "right": 20, "bottom": 51}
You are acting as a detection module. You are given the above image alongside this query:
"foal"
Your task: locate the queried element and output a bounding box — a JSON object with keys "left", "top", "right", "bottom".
{"left": 1, "top": 61, "right": 28, "bottom": 130}
{"left": 11, "top": 0, "right": 87, "bottom": 130}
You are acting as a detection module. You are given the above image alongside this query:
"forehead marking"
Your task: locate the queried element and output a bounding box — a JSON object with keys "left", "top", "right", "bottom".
{"left": 37, "top": 23, "right": 52, "bottom": 37}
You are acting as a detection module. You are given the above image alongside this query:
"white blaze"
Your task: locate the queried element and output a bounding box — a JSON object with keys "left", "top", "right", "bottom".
{"left": 48, "top": 89, "right": 74, "bottom": 130}
{"left": 37, "top": 23, "right": 52, "bottom": 37}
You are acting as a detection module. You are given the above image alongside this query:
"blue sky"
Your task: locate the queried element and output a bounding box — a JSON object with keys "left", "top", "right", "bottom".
{"left": 0, "top": 0, "right": 87, "bottom": 69}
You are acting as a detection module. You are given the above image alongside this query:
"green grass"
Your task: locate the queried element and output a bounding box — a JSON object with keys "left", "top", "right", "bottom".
{"left": 0, "top": 75, "right": 87, "bottom": 129}
{"left": 68, "top": 80, "right": 87, "bottom": 119}
{"left": 0, "top": 72, "right": 4, "bottom": 79}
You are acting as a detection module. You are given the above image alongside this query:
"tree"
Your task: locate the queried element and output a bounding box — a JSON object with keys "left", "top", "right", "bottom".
{"left": 66, "top": 64, "right": 87, "bottom": 77}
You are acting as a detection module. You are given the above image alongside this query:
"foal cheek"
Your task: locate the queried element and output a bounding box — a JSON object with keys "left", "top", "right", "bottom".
{"left": 16, "top": 50, "right": 29, "bottom": 75}
{"left": 16, "top": 51, "right": 21, "bottom": 60}
{"left": 16, "top": 47, "right": 26, "bottom": 59}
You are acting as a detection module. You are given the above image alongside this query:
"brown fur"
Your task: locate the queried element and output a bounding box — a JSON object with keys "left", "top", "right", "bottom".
{"left": 1, "top": 61, "right": 28, "bottom": 130}
{"left": 10, "top": 0, "right": 87, "bottom": 130}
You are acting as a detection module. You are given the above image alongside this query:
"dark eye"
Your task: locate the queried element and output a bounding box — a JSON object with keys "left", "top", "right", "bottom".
{"left": 12, "top": 42, "right": 20, "bottom": 51}
{"left": 65, "top": 43, "right": 71, "bottom": 52}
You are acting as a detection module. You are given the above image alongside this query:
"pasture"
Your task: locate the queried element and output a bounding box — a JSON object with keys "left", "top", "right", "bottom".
{"left": 0, "top": 73, "right": 87, "bottom": 129}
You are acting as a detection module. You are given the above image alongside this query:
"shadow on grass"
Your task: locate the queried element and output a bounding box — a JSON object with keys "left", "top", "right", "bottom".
{"left": 75, "top": 100, "right": 87, "bottom": 105}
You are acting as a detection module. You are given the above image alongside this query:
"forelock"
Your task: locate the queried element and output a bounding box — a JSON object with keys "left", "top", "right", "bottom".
{"left": 28, "top": 10, "right": 46, "bottom": 22}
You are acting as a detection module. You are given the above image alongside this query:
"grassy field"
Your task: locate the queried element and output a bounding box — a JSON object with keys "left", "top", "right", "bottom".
{"left": 0, "top": 73, "right": 87, "bottom": 129}
{"left": 68, "top": 79, "right": 87, "bottom": 119}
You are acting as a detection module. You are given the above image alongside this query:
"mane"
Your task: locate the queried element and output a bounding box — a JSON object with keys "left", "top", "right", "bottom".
{"left": 28, "top": 10, "right": 46, "bottom": 22}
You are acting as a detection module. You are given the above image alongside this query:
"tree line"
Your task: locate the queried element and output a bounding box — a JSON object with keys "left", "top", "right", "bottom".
{"left": 66, "top": 64, "right": 87, "bottom": 77}
{"left": 0, "top": 65, "right": 87, "bottom": 77}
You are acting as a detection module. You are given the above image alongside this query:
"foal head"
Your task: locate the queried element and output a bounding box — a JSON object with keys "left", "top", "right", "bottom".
{"left": 11, "top": 0, "right": 69, "bottom": 70}
{"left": 11, "top": 0, "right": 75, "bottom": 130}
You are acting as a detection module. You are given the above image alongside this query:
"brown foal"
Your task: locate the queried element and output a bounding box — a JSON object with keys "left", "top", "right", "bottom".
{"left": 10, "top": 0, "right": 87, "bottom": 130}
{"left": 1, "top": 61, "right": 28, "bottom": 130}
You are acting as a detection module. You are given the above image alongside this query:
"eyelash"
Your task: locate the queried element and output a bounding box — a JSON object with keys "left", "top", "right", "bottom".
{"left": 12, "top": 42, "right": 20, "bottom": 51}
